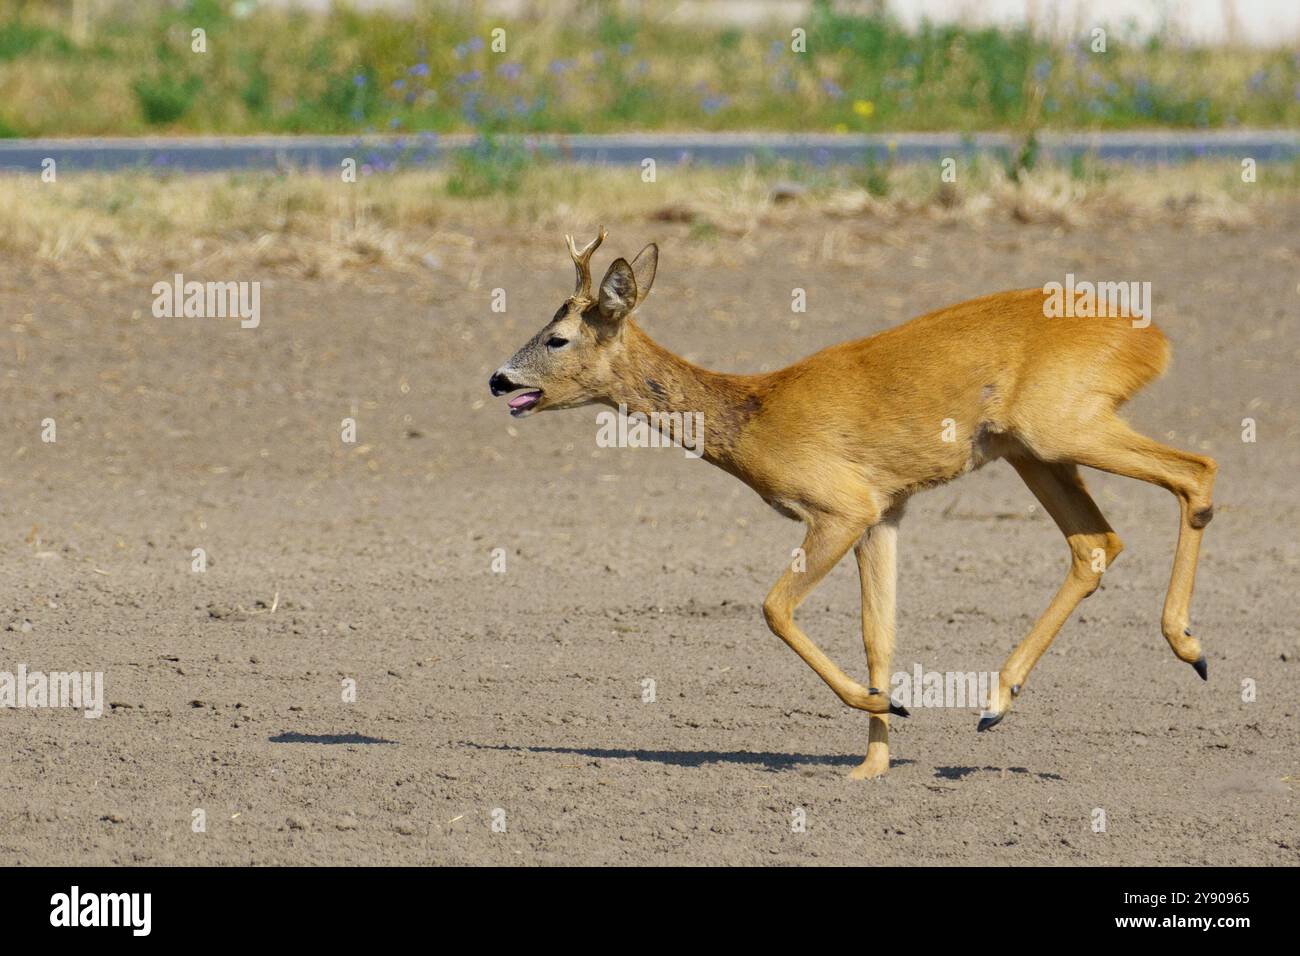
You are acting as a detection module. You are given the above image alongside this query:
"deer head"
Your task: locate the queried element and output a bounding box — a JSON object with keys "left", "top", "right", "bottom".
{"left": 489, "top": 227, "right": 658, "bottom": 417}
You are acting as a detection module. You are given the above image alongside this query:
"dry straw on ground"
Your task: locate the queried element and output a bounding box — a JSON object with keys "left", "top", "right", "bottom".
{"left": 0, "top": 160, "right": 1283, "bottom": 280}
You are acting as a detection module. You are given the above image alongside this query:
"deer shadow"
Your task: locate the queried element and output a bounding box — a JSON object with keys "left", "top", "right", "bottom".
{"left": 465, "top": 741, "right": 915, "bottom": 772}
{"left": 270, "top": 731, "right": 397, "bottom": 745}
{"left": 934, "top": 765, "right": 1063, "bottom": 781}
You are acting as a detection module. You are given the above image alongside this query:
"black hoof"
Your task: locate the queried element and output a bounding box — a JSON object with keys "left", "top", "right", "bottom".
{"left": 1192, "top": 656, "right": 1208, "bottom": 681}
{"left": 976, "top": 711, "right": 1005, "bottom": 732}
{"left": 867, "top": 687, "right": 909, "bottom": 717}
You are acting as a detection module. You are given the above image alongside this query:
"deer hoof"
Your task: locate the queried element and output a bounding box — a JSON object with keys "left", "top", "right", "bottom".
{"left": 1192, "top": 656, "right": 1208, "bottom": 681}
{"left": 868, "top": 687, "right": 908, "bottom": 717}
{"left": 976, "top": 711, "right": 1006, "bottom": 732}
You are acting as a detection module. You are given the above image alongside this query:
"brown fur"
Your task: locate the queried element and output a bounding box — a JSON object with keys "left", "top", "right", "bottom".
{"left": 492, "top": 232, "right": 1216, "bottom": 778}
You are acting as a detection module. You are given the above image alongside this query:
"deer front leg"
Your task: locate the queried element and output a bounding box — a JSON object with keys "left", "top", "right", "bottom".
{"left": 761, "top": 515, "right": 904, "bottom": 721}
{"left": 849, "top": 515, "right": 900, "bottom": 779}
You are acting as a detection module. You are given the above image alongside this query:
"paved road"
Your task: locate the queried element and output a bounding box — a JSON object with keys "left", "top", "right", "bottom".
{"left": 0, "top": 130, "right": 1293, "bottom": 173}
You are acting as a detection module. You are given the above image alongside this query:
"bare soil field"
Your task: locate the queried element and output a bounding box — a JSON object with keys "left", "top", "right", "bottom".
{"left": 0, "top": 208, "right": 1296, "bottom": 865}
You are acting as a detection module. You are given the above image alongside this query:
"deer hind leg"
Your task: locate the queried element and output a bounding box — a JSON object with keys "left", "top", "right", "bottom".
{"left": 979, "top": 458, "right": 1123, "bottom": 730}
{"left": 848, "top": 514, "right": 900, "bottom": 779}
{"left": 1041, "top": 416, "right": 1217, "bottom": 675}
{"left": 762, "top": 515, "right": 905, "bottom": 721}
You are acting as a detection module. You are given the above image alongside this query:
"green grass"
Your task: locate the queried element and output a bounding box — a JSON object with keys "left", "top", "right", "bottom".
{"left": 0, "top": 0, "right": 1295, "bottom": 137}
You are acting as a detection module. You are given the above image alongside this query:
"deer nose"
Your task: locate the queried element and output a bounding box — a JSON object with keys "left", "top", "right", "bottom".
{"left": 489, "top": 371, "right": 517, "bottom": 396}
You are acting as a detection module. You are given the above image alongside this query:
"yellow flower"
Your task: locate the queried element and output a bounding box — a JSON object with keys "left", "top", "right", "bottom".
{"left": 833, "top": 123, "right": 849, "bottom": 134}
{"left": 852, "top": 99, "right": 875, "bottom": 118}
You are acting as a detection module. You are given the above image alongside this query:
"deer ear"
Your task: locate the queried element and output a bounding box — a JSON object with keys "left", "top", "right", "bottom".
{"left": 597, "top": 258, "right": 637, "bottom": 322}
{"left": 630, "top": 243, "right": 657, "bottom": 307}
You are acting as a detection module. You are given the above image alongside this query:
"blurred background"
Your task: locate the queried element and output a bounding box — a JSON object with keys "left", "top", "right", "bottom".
{"left": 1, "top": 0, "right": 1296, "bottom": 138}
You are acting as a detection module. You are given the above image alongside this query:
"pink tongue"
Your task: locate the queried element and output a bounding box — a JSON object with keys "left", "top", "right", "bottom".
{"left": 508, "top": 391, "right": 540, "bottom": 409}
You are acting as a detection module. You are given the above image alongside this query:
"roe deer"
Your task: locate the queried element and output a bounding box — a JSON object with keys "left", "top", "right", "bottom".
{"left": 489, "top": 228, "right": 1216, "bottom": 778}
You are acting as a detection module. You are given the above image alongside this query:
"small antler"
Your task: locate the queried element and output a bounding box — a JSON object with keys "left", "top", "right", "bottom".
{"left": 564, "top": 226, "right": 607, "bottom": 299}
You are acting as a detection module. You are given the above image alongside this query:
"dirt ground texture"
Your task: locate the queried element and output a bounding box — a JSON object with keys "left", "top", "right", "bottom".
{"left": 0, "top": 206, "right": 1296, "bottom": 866}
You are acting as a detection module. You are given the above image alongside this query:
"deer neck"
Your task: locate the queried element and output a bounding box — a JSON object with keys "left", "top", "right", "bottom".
{"left": 601, "top": 321, "right": 762, "bottom": 469}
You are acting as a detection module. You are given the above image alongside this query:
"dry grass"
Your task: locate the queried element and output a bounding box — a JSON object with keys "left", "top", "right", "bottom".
{"left": 0, "top": 160, "right": 1288, "bottom": 280}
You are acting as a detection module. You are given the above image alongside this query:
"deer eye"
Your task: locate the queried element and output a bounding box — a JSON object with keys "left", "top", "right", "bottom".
{"left": 546, "top": 336, "right": 569, "bottom": 350}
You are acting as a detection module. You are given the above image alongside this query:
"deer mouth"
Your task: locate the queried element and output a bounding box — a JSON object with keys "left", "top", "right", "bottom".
{"left": 506, "top": 389, "right": 543, "bottom": 417}
{"left": 489, "top": 371, "right": 544, "bottom": 417}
